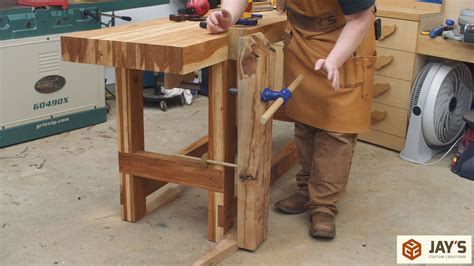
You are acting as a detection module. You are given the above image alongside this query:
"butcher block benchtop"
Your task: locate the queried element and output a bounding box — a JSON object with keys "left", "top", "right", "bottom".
{"left": 61, "top": 11, "right": 286, "bottom": 74}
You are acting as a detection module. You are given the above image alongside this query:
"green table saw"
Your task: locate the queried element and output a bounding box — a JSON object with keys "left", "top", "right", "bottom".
{"left": 0, "top": 0, "right": 169, "bottom": 147}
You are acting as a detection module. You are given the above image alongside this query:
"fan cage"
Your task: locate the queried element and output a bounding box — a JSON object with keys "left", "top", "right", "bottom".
{"left": 409, "top": 62, "right": 473, "bottom": 148}
{"left": 433, "top": 64, "right": 472, "bottom": 144}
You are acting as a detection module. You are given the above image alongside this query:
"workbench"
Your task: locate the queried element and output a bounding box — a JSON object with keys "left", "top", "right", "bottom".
{"left": 60, "top": 2, "right": 472, "bottom": 257}
{"left": 61, "top": 11, "right": 293, "bottom": 245}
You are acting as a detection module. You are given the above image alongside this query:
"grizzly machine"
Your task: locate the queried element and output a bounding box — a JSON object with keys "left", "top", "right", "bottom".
{"left": 0, "top": 0, "right": 169, "bottom": 147}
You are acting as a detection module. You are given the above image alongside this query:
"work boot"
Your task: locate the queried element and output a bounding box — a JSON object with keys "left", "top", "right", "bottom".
{"left": 310, "top": 212, "right": 336, "bottom": 239}
{"left": 274, "top": 193, "right": 309, "bottom": 214}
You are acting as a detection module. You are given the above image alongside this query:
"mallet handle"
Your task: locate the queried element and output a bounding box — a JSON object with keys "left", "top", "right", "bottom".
{"left": 260, "top": 75, "right": 304, "bottom": 124}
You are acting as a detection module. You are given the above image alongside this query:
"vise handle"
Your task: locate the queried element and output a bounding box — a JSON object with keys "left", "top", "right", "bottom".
{"left": 260, "top": 75, "right": 304, "bottom": 124}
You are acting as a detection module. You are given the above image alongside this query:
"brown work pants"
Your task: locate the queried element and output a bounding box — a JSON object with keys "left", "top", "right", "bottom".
{"left": 294, "top": 122, "right": 357, "bottom": 217}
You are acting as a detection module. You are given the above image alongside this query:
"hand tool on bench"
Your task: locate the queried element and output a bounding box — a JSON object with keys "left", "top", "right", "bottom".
{"left": 260, "top": 75, "right": 304, "bottom": 124}
{"left": 199, "top": 0, "right": 261, "bottom": 29}
{"left": 430, "top": 19, "right": 455, "bottom": 38}
{"left": 199, "top": 17, "right": 260, "bottom": 29}
{"left": 170, "top": 0, "right": 209, "bottom": 22}
{"left": 185, "top": 0, "right": 210, "bottom": 16}
{"left": 170, "top": 13, "right": 206, "bottom": 22}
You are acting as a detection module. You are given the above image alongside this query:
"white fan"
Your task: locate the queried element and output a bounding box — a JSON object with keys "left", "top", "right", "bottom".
{"left": 400, "top": 62, "right": 473, "bottom": 164}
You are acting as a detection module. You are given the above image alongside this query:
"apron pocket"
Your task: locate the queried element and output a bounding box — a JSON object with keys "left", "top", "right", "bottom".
{"left": 282, "top": 26, "right": 293, "bottom": 46}
{"left": 340, "top": 55, "right": 377, "bottom": 99}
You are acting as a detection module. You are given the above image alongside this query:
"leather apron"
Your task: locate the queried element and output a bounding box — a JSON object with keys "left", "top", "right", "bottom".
{"left": 283, "top": 0, "right": 377, "bottom": 133}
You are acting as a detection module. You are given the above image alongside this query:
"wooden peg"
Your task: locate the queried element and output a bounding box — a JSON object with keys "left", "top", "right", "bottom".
{"left": 371, "top": 111, "right": 387, "bottom": 125}
{"left": 379, "top": 25, "right": 397, "bottom": 41}
{"left": 373, "top": 83, "right": 391, "bottom": 98}
{"left": 375, "top": 56, "right": 394, "bottom": 70}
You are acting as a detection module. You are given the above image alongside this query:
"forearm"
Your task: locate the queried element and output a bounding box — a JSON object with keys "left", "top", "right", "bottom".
{"left": 327, "top": 10, "right": 373, "bottom": 68}
{"left": 221, "top": 0, "right": 248, "bottom": 24}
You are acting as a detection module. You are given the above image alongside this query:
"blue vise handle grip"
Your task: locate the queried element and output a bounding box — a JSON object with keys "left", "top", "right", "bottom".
{"left": 261, "top": 88, "right": 293, "bottom": 103}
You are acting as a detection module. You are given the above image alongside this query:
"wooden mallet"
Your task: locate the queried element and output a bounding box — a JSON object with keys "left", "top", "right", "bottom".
{"left": 260, "top": 74, "right": 304, "bottom": 124}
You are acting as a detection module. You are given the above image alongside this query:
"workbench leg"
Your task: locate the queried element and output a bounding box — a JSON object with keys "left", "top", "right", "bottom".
{"left": 115, "top": 68, "right": 166, "bottom": 222}
{"left": 237, "top": 33, "right": 274, "bottom": 251}
{"left": 208, "top": 61, "right": 237, "bottom": 242}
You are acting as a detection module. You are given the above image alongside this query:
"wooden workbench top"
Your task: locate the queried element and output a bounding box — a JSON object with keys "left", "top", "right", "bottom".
{"left": 61, "top": 11, "right": 286, "bottom": 74}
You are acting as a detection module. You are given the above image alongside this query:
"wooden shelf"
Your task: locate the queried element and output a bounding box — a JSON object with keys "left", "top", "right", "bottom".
{"left": 417, "top": 35, "right": 474, "bottom": 63}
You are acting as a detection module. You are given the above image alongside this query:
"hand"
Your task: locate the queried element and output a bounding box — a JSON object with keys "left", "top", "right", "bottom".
{"left": 207, "top": 9, "right": 233, "bottom": 34}
{"left": 315, "top": 59, "right": 340, "bottom": 91}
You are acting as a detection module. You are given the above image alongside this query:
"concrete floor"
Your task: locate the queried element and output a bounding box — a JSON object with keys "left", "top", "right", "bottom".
{"left": 1, "top": 96, "right": 473, "bottom": 265}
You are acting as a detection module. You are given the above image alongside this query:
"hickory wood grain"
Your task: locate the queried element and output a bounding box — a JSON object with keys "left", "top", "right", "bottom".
{"left": 237, "top": 33, "right": 275, "bottom": 251}
{"left": 207, "top": 61, "right": 238, "bottom": 242}
{"left": 119, "top": 151, "right": 225, "bottom": 193}
{"left": 193, "top": 229, "right": 238, "bottom": 266}
{"left": 61, "top": 11, "right": 286, "bottom": 75}
{"left": 271, "top": 142, "right": 298, "bottom": 185}
{"left": 115, "top": 68, "right": 166, "bottom": 222}
{"left": 178, "top": 136, "right": 209, "bottom": 157}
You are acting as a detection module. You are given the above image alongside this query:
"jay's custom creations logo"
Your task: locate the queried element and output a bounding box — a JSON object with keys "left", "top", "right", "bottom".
{"left": 402, "top": 239, "right": 422, "bottom": 260}
{"left": 397, "top": 235, "right": 472, "bottom": 264}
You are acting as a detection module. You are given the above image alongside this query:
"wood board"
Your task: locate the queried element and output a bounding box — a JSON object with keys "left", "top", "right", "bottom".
{"left": 237, "top": 33, "right": 275, "bottom": 251}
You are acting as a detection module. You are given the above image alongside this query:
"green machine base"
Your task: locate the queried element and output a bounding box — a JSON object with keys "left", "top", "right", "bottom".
{"left": 0, "top": 0, "right": 169, "bottom": 148}
{"left": 0, "top": 108, "right": 107, "bottom": 148}
{"left": 0, "top": 0, "right": 170, "bottom": 40}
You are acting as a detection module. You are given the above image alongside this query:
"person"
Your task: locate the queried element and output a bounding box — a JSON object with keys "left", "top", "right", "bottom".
{"left": 206, "top": 0, "right": 376, "bottom": 239}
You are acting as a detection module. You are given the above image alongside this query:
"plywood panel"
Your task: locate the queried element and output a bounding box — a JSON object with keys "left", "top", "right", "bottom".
{"left": 370, "top": 103, "right": 409, "bottom": 138}
{"left": 359, "top": 130, "right": 406, "bottom": 151}
{"left": 376, "top": 17, "right": 419, "bottom": 52}
{"left": 375, "top": 47, "right": 424, "bottom": 81}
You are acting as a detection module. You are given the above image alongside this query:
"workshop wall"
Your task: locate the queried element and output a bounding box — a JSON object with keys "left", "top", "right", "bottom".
{"left": 443, "top": 0, "right": 474, "bottom": 21}
{"left": 104, "top": 0, "right": 184, "bottom": 84}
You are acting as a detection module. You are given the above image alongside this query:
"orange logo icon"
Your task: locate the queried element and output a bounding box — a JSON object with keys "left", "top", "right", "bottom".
{"left": 403, "top": 239, "right": 422, "bottom": 260}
